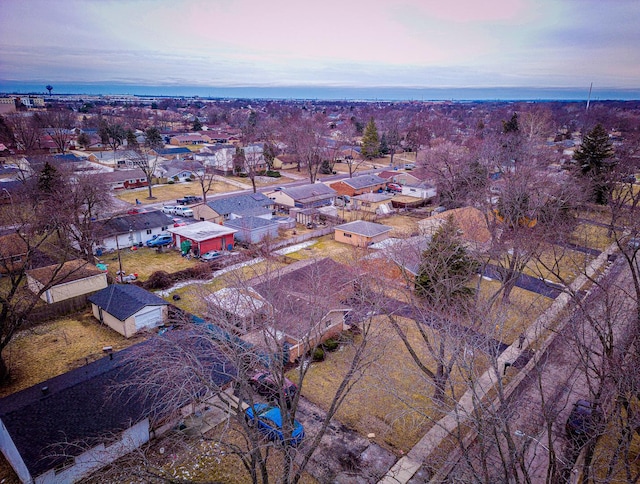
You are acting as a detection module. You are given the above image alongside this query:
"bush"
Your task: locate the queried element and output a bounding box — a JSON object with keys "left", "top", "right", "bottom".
{"left": 312, "top": 347, "right": 325, "bottom": 362}
{"left": 322, "top": 338, "right": 339, "bottom": 352}
{"left": 167, "top": 180, "right": 175, "bottom": 184}
{"left": 266, "top": 170, "right": 281, "bottom": 178}
{"left": 145, "top": 270, "right": 173, "bottom": 290}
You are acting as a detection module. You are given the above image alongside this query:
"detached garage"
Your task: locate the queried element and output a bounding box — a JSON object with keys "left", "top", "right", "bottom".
{"left": 167, "top": 221, "right": 237, "bottom": 255}
{"left": 88, "top": 285, "right": 169, "bottom": 338}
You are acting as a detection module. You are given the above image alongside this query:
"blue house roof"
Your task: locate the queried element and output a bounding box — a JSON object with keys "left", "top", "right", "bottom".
{"left": 156, "top": 147, "right": 192, "bottom": 155}
{"left": 88, "top": 284, "right": 168, "bottom": 321}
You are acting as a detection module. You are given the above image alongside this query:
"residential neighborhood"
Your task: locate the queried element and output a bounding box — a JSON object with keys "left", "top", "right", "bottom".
{"left": 0, "top": 94, "right": 639, "bottom": 484}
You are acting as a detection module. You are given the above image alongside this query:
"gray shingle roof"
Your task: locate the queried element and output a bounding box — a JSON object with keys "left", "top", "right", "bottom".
{"left": 206, "top": 193, "right": 272, "bottom": 217}
{"left": 88, "top": 284, "right": 168, "bottom": 321}
{"left": 226, "top": 216, "right": 280, "bottom": 230}
{"left": 100, "top": 210, "right": 174, "bottom": 236}
{"left": 281, "top": 183, "right": 336, "bottom": 203}
{"left": 335, "top": 220, "right": 393, "bottom": 237}
{"left": 340, "top": 174, "right": 386, "bottom": 189}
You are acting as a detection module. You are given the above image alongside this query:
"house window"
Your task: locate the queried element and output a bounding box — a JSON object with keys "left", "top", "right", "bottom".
{"left": 161, "top": 226, "right": 168, "bottom": 231}
{"left": 11, "top": 255, "right": 22, "bottom": 263}
{"left": 409, "top": 188, "right": 416, "bottom": 192}
{"left": 129, "top": 179, "right": 136, "bottom": 184}
{"left": 343, "top": 233, "right": 352, "bottom": 238}
{"left": 146, "top": 229, "right": 152, "bottom": 235}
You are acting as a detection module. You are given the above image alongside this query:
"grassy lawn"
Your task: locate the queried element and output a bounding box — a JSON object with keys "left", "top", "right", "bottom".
{"left": 284, "top": 235, "right": 356, "bottom": 264}
{"left": 1, "top": 310, "right": 142, "bottom": 398}
{"left": 570, "top": 222, "right": 614, "bottom": 251}
{"left": 291, "top": 277, "right": 552, "bottom": 453}
{"left": 475, "top": 277, "right": 554, "bottom": 345}
{"left": 525, "top": 245, "right": 591, "bottom": 284}
{"left": 298, "top": 315, "right": 494, "bottom": 453}
{"left": 116, "top": 181, "right": 238, "bottom": 205}
{"left": 298, "top": 317, "right": 435, "bottom": 452}
{"left": 98, "top": 245, "right": 197, "bottom": 281}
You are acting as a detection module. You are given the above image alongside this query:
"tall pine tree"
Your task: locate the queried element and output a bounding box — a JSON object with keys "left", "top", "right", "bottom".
{"left": 415, "top": 216, "right": 479, "bottom": 306}
{"left": 574, "top": 123, "right": 615, "bottom": 205}
{"left": 361, "top": 117, "right": 380, "bottom": 160}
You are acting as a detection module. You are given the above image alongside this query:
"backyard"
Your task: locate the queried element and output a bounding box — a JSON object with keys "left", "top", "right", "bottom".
{"left": 0, "top": 311, "right": 142, "bottom": 398}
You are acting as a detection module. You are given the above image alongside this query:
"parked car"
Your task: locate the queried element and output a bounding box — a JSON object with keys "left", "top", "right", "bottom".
{"left": 387, "top": 183, "right": 402, "bottom": 193}
{"left": 162, "top": 205, "right": 177, "bottom": 214}
{"left": 404, "top": 163, "right": 416, "bottom": 170}
{"left": 249, "top": 371, "right": 298, "bottom": 407}
{"left": 245, "top": 403, "right": 305, "bottom": 446}
{"left": 176, "top": 195, "right": 202, "bottom": 205}
{"left": 200, "top": 250, "right": 221, "bottom": 261}
{"left": 627, "top": 237, "right": 640, "bottom": 250}
{"left": 566, "top": 399, "right": 602, "bottom": 444}
{"left": 146, "top": 234, "right": 173, "bottom": 247}
{"left": 173, "top": 207, "right": 194, "bottom": 217}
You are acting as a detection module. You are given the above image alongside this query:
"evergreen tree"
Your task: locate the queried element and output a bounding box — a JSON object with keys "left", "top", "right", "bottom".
{"left": 574, "top": 123, "right": 615, "bottom": 205}
{"left": 126, "top": 129, "right": 138, "bottom": 149}
{"left": 192, "top": 118, "right": 203, "bottom": 131}
{"left": 415, "top": 217, "right": 478, "bottom": 305}
{"left": 233, "top": 146, "right": 246, "bottom": 175}
{"left": 502, "top": 112, "right": 519, "bottom": 133}
{"left": 144, "top": 126, "right": 163, "bottom": 151}
{"left": 77, "top": 132, "right": 91, "bottom": 150}
{"left": 37, "top": 161, "right": 61, "bottom": 195}
{"left": 361, "top": 117, "right": 380, "bottom": 159}
{"left": 379, "top": 132, "right": 389, "bottom": 155}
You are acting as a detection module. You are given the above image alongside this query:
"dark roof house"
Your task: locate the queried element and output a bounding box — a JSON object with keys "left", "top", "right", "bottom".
{"left": 88, "top": 284, "right": 169, "bottom": 322}
{"left": 205, "top": 193, "right": 273, "bottom": 220}
{"left": 0, "top": 332, "right": 234, "bottom": 484}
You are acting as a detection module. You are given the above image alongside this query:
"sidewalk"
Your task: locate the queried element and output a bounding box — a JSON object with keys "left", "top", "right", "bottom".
{"left": 378, "top": 242, "right": 619, "bottom": 483}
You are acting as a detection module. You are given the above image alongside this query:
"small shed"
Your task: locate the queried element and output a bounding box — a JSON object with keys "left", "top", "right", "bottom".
{"left": 225, "top": 216, "right": 280, "bottom": 244}
{"left": 167, "top": 221, "right": 237, "bottom": 255}
{"left": 88, "top": 284, "right": 169, "bottom": 337}
{"left": 26, "top": 260, "right": 108, "bottom": 304}
{"left": 351, "top": 192, "right": 394, "bottom": 213}
{"left": 334, "top": 220, "right": 393, "bottom": 248}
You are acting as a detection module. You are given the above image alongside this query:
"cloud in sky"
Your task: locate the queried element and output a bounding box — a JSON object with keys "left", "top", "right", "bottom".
{"left": 1, "top": 0, "right": 639, "bottom": 88}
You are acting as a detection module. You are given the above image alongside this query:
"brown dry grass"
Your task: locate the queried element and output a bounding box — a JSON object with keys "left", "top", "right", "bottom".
{"left": 98, "top": 245, "right": 197, "bottom": 281}
{"left": 116, "top": 180, "right": 238, "bottom": 205}
{"left": 474, "top": 277, "right": 554, "bottom": 345}
{"left": 1, "top": 311, "right": 142, "bottom": 398}
{"left": 297, "top": 315, "right": 492, "bottom": 453}
{"left": 570, "top": 222, "right": 614, "bottom": 251}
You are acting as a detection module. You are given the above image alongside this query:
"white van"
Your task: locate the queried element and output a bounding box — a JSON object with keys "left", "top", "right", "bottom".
{"left": 173, "top": 206, "right": 194, "bottom": 217}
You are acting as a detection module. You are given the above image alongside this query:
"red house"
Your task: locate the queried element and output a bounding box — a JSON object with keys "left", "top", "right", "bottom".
{"left": 167, "top": 221, "right": 237, "bottom": 255}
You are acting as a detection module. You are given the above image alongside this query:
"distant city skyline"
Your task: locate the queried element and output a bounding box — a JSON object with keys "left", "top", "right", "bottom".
{"left": 1, "top": 0, "right": 639, "bottom": 94}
